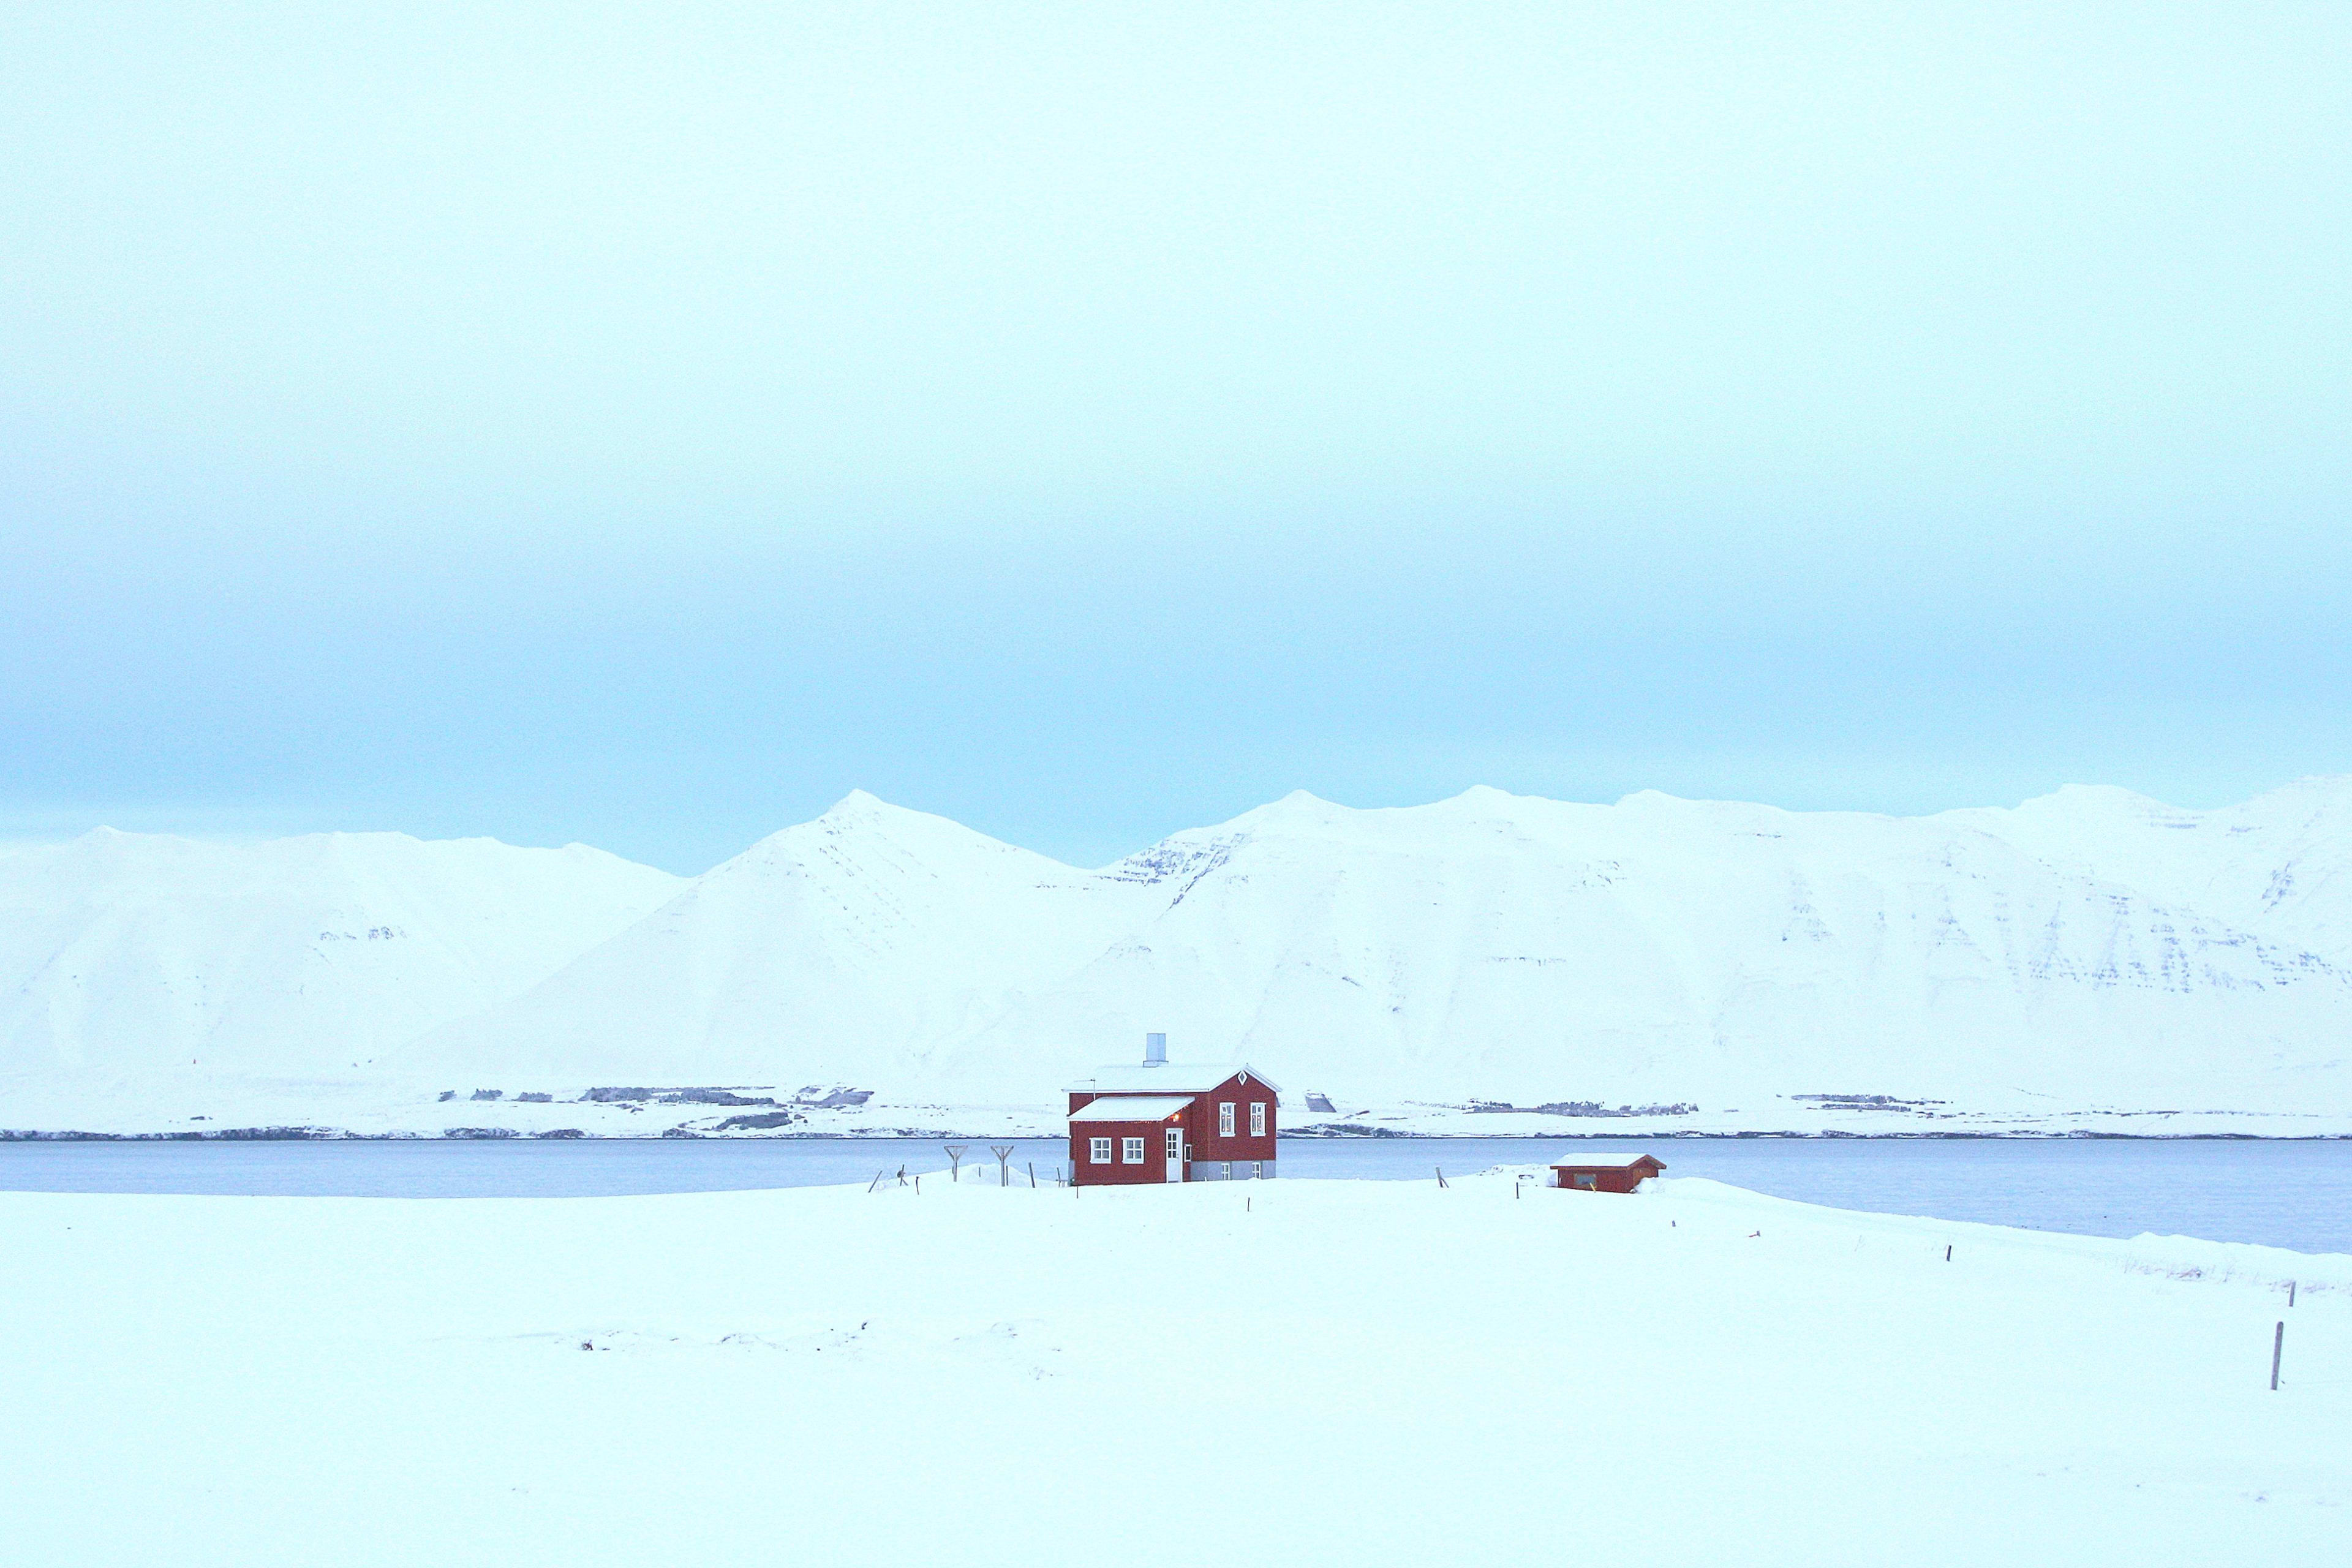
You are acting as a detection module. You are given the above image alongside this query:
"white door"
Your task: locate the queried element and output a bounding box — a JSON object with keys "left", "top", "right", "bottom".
{"left": 1165, "top": 1128, "right": 1184, "bottom": 1183}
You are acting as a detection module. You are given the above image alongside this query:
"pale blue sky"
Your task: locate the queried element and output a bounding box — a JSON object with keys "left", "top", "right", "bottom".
{"left": 4, "top": 3, "right": 2348, "bottom": 872}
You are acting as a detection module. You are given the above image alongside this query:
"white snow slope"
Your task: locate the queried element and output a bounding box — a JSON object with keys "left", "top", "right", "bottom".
{"left": 0, "top": 829, "right": 681, "bottom": 1105}
{"left": 2, "top": 1171, "right": 2343, "bottom": 1564}
{"left": 405, "top": 782, "right": 2352, "bottom": 1128}
{"left": 8, "top": 780, "right": 2352, "bottom": 1133}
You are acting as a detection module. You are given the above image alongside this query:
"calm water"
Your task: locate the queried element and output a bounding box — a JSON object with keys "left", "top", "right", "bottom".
{"left": 2, "top": 1136, "right": 2345, "bottom": 1256}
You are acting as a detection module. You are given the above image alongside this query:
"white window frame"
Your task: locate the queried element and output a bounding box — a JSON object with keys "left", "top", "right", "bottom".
{"left": 1250, "top": 1101, "right": 1266, "bottom": 1137}
{"left": 1219, "top": 1101, "right": 1235, "bottom": 1137}
{"left": 1122, "top": 1136, "right": 1145, "bottom": 1164}
{"left": 1089, "top": 1136, "right": 1112, "bottom": 1164}
{"left": 1166, "top": 1128, "right": 1183, "bottom": 1162}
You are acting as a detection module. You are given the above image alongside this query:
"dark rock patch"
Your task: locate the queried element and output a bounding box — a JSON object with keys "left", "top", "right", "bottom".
{"left": 1465, "top": 1099, "right": 1700, "bottom": 1118}
{"left": 713, "top": 1110, "right": 801, "bottom": 1131}
{"left": 584, "top": 1087, "right": 777, "bottom": 1106}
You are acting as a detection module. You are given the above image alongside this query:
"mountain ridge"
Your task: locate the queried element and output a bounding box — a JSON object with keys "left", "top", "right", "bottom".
{"left": 7, "top": 781, "right": 2350, "bottom": 1131}
{"left": 0, "top": 828, "right": 683, "bottom": 1082}
{"left": 401, "top": 780, "right": 2352, "bottom": 1113}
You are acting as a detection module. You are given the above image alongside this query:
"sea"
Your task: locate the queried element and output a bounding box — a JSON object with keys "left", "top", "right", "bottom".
{"left": 2, "top": 1135, "right": 2345, "bottom": 1256}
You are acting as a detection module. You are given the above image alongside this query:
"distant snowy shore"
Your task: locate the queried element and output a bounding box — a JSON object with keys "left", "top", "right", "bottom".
{"left": 9, "top": 1123, "right": 2352, "bottom": 1142}
{"left": 4, "top": 1169, "right": 2343, "bottom": 1564}
{"left": 8, "top": 1077, "right": 2352, "bottom": 1142}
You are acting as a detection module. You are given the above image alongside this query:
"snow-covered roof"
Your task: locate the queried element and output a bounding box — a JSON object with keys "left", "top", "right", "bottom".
{"left": 1548, "top": 1153, "right": 1667, "bottom": 1168}
{"left": 1066, "top": 1062, "right": 1282, "bottom": 1094}
{"left": 1068, "top": 1095, "right": 1196, "bottom": 1123}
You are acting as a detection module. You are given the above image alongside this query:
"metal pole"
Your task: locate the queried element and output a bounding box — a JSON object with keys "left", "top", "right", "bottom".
{"left": 2272, "top": 1321, "right": 2285, "bottom": 1390}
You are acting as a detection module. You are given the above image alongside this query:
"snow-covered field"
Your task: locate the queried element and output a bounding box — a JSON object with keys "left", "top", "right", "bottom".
{"left": 6, "top": 1169, "right": 2343, "bottom": 1564}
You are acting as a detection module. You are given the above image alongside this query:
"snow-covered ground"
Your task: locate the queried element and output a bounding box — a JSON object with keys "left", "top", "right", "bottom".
{"left": 4, "top": 1170, "right": 2343, "bottom": 1564}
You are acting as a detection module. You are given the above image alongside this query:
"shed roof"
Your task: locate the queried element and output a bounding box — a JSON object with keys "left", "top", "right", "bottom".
{"left": 1069, "top": 1095, "right": 1196, "bottom": 1123}
{"left": 1548, "top": 1153, "right": 1668, "bottom": 1169}
{"left": 1067, "top": 1063, "right": 1281, "bottom": 1095}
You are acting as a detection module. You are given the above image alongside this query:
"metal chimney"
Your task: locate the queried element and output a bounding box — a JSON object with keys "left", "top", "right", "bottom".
{"left": 1144, "top": 1031, "right": 1167, "bottom": 1067}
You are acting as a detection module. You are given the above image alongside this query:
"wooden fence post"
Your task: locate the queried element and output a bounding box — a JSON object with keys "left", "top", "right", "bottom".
{"left": 2271, "top": 1321, "right": 2285, "bottom": 1390}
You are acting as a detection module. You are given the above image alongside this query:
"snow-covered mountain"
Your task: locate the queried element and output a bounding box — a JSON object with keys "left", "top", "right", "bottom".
{"left": 1944, "top": 778, "right": 2352, "bottom": 966}
{"left": 402, "top": 780, "right": 2352, "bottom": 1125}
{"left": 9, "top": 782, "right": 2350, "bottom": 1134}
{"left": 0, "top": 829, "right": 682, "bottom": 1086}
{"left": 412, "top": 791, "right": 1157, "bottom": 1091}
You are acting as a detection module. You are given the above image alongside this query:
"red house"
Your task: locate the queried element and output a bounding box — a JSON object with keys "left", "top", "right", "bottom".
{"left": 1068, "top": 1034, "right": 1280, "bottom": 1186}
{"left": 1550, "top": 1153, "right": 1667, "bottom": 1192}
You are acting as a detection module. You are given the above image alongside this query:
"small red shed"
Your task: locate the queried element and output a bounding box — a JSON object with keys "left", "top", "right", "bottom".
{"left": 1550, "top": 1153, "right": 1667, "bottom": 1193}
{"left": 1067, "top": 1034, "right": 1280, "bottom": 1186}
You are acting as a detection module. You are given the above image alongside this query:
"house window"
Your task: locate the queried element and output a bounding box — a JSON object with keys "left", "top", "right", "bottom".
{"left": 1219, "top": 1102, "right": 1235, "bottom": 1137}
{"left": 1166, "top": 1129, "right": 1183, "bottom": 1162}
{"left": 1090, "top": 1137, "right": 1111, "bottom": 1164}
{"left": 1250, "top": 1101, "right": 1266, "bottom": 1137}
{"left": 1574, "top": 1173, "right": 1599, "bottom": 1189}
{"left": 1122, "top": 1137, "right": 1145, "bottom": 1164}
